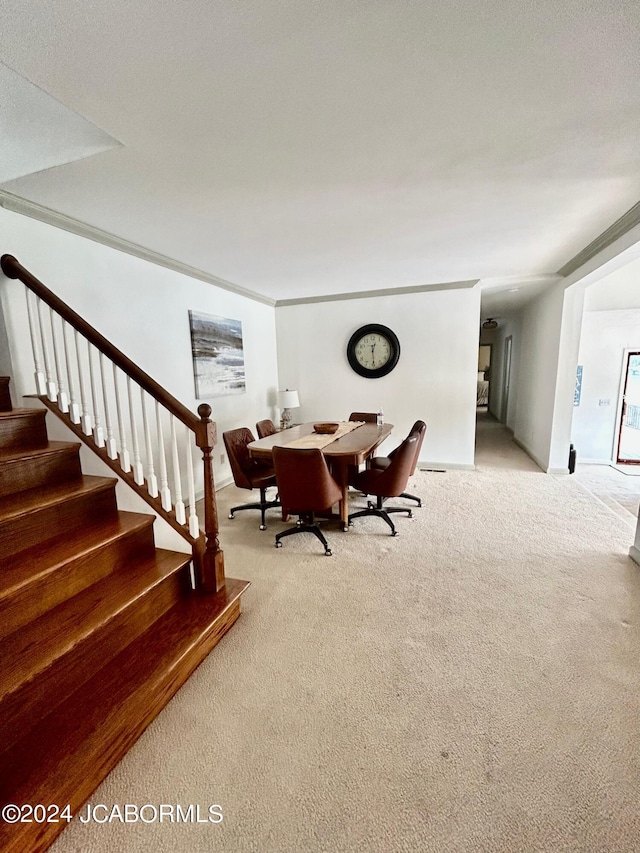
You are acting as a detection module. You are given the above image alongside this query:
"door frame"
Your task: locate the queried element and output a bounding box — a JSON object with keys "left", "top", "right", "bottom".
{"left": 614, "top": 349, "right": 640, "bottom": 464}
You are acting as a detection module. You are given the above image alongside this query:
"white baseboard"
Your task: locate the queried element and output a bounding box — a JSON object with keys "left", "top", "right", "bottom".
{"left": 579, "top": 457, "right": 614, "bottom": 466}
{"left": 214, "top": 475, "right": 234, "bottom": 491}
{"left": 418, "top": 461, "right": 475, "bottom": 471}
{"left": 513, "top": 437, "right": 546, "bottom": 472}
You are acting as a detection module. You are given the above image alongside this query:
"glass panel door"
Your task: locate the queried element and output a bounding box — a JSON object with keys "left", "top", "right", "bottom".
{"left": 617, "top": 352, "right": 640, "bottom": 463}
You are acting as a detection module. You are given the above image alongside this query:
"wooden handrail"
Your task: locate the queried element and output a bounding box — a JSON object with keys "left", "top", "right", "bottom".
{"left": 0, "top": 255, "right": 199, "bottom": 432}
{"left": 1, "top": 253, "right": 225, "bottom": 594}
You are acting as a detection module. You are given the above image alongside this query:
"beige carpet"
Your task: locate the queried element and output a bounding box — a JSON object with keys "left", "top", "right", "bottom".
{"left": 51, "top": 443, "right": 640, "bottom": 852}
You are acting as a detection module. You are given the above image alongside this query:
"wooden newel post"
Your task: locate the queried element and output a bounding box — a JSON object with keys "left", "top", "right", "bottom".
{"left": 194, "top": 403, "right": 226, "bottom": 593}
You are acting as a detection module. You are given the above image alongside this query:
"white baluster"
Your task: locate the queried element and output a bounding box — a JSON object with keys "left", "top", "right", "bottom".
{"left": 99, "top": 352, "right": 117, "bottom": 459}
{"left": 75, "top": 330, "right": 93, "bottom": 435}
{"left": 140, "top": 388, "right": 158, "bottom": 497}
{"left": 186, "top": 432, "right": 200, "bottom": 537}
{"left": 88, "top": 344, "right": 105, "bottom": 447}
{"left": 171, "top": 416, "right": 186, "bottom": 525}
{"left": 62, "top": 322, "right": 81, "bottom": 424}
{"left": 26, "top": 290, "right": 46, "bottom": 395}
{"left": 37, "top": 298, "right": 57, "bottom": 401}
{"left": 114, "top": 365, "right": 131, "bottom": 472}
{"left": 50, "top": 309, "right": 69, "bottom": 413}
{"left": 127, "top": 376, "right": 144, "bottom": 485}
{"left": 155, "top": 401, "right": 172, "bottom": 510}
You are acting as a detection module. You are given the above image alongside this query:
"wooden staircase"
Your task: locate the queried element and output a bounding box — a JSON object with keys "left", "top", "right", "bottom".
{"left": 0, "top": 379, "right": 248, "bottom": 853}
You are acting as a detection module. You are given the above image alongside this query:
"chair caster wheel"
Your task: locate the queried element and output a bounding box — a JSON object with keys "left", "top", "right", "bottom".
{"left": 407, "top": 511, "right": 413, "bottom": 519}
{"left": 260, "top": 524, "right": 267, "bottom": 531}
{"left": 342, "top": 524, "right": 350, "bottom": 532}
{"left": 367, "top": 501, "right": 374, "bottom": 510}
{"left": 275, "top": 541, "right": 282, "bottom": 548}
{"left": 325, "top": 549, "right": 332, "bottom": 556}
{"left": 417, "top": 501, "right": 422, "bottom": 508}
{"left": 391, "top": 530, "right": 398, "bottom": 537}
{"left": 228, "top": 513, "right": 234, "bottom": 519}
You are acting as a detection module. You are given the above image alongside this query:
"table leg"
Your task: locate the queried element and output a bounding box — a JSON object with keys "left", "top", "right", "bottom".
{"left": 331, "top": 462, "right": 350, "bottom": 531}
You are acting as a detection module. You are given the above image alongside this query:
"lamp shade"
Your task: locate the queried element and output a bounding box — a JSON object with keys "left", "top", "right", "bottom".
{"left": 278, "top": 389, "right": 300, "bottom": 409}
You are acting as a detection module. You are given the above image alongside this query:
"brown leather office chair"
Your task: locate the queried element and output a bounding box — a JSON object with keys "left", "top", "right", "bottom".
{"left": 256, "top": 418, "right": 277, "bottom": 439}
{"left": 348, "top": 433, "right": 418, "bottom": 535}
{"left": 223, "top": 427, "right": 281, "bottom": 530}
{"left": 369, "top": 420, "right": 426, "bottom": 506}
{"left": 349, "top": 412, "right": 377, "bottom": 423}
{"left": 272, "top": 446, "right": 342, "bottom": 555}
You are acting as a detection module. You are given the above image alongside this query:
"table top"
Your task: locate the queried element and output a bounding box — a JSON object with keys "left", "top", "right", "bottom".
{"left": 248, "top": 421, "right": 393, "bottom": 465}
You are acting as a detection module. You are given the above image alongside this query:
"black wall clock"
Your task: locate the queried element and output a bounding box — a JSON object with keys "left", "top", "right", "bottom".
{"left": 346, "top": 324, "right": 401, "bottom": 378}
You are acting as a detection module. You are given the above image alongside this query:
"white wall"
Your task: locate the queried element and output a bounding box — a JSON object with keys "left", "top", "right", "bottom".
{"left": 512, "top": 281, "right": 568, "bottom": 471}
{"left": 275, "top": 287, "right": 481, "bottom": 468}
{"left": 584, "top": 254, "right": 640, "bottom": 311}
{"left": 0, "top": 207, "right": 279, "bottom": 492}
{"left": 572, "top": 309, "right": 640, "bottom": 462}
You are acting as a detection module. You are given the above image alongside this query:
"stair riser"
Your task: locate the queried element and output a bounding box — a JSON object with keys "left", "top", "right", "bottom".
{"left": 0, "top": 585, "right": 246, "bottom": 853}
{"left": 0, "top": 487, "right": 118, "bottom": 559}
{"left": 0, "top": 523, "right": 157, "bottom": 642}
{"left": 0, "top": 448, "right": 82, "bottom": 498}
{"left": 0, "top": 410, "right": 48, "bottom": 450}
{"left": 0, "top": 562, "right": 190, "bottom": 754}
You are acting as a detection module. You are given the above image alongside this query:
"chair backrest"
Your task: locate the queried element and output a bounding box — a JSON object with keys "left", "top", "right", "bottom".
{"left": 349, "top": 411, "right": 377, "bottom": 423}
{"left": 388, "top": 419, "right": 426, "bottom": 475}
{"left": 256, "top": 418, "right": 277, "bottom": 439}
{"left": 407, "top": 420, "right": 426, "bottom": 474}
{"left": 222, "top": 427, "right": 256, "bottom": 491}
{"left": 370, "top": 433, "right": 419, "bottom": 498}
{"left": 272, "top": 446, "right": 342, "bottom": 515}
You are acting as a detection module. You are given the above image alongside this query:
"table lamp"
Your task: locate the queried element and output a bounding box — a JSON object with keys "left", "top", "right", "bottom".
{"left": 278, "top": 389, "right": 300, "bottom": 429}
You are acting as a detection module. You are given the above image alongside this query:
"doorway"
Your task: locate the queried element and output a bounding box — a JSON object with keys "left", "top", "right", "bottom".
{"left": 477, "top": 344, "right": 492, "bottom": 409}
{"left": 500, "top": 336, "right": 512, "bottom": 424}
{"left": 617, "top": 351, "right": 640, "bottom": 464}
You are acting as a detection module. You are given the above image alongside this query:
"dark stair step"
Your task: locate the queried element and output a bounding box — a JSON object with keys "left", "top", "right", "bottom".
{"left": 0, "top": 512, "right": 157, "bottom": 641}
{"left": 0, "top": 475, "right": 118, "bottom": 558}
{"left": 0, "top": 577, "right": 249, "bottom": 853}
{"left": 0, "top": 408, "right": 48, "bottom": 450}
{"left": 0, "top": 549, "right": 192, "bottom": 754}
{"left": 0, "top": 441, "right": 82, "bottom": 498}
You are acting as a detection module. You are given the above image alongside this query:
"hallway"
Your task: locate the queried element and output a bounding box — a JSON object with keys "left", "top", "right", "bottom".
{"left": 474, "top": 411, "right": 640, "bottom": 528}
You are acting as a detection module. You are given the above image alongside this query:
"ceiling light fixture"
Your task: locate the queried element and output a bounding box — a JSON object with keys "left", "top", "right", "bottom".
{"left": 482, "top": 318, "right": 498, "bottom": 330}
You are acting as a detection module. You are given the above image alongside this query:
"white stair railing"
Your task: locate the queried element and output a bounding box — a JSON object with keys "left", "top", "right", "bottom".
{"left": 2, "top": 253, "right": 225, "bottom": 594}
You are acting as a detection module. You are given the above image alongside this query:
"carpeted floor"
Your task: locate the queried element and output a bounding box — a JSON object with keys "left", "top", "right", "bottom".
{"left": 51, "top": 424, "right": 640, "bottom": 853}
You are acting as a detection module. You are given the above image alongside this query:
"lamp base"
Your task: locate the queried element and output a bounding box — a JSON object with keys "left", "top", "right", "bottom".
{"left": 281, "top": 408, "right": 293, "bottom": 429}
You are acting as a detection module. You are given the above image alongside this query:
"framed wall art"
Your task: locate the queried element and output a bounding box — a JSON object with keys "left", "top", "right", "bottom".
{"left": 188, "top": 310, "right": 245, "bottom": 398}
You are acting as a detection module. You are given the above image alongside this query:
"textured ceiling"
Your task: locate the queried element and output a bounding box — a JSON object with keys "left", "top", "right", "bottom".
{"left": 0, "top": 0, "right": 639, "bottom": 306}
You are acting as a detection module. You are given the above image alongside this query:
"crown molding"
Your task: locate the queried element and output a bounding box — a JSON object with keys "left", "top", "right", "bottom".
{"left": 0, "top": 190, "right": 277, "bottom": 307}
{"left": 275, "top": 279, "right": 479, "bottom": 307}
{"left": 557, "top": 200, "right": 640, "bottom": 278}
{"left": 477, "top": 273, "right": 560, "bottom": 291}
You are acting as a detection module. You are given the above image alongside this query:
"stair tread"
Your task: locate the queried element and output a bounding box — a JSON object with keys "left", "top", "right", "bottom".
{"left": 0, "top": 578, "right": 249, "bottom": 803}
{"left": 0, "top": 439, "right": 80, "bottom": 463}
{"left": 0, "top": 549, "right": 192, "bottom": 701}
{"left": 0, "top": 474, "right": 117, "bottom": 522}
{"left": 0, "top": 512, "right": 156, "bottom": 603}
{"left": 0, "top": 407, "right": 45, "bottom": 419}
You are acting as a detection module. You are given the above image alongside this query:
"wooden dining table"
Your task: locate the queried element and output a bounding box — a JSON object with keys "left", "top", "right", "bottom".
{"left": 248, "top": 421, "right": 393, "bottom": 530}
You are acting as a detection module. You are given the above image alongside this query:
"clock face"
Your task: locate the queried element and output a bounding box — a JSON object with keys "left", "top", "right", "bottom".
{"left": 347, "top": 324, "right": 400, "bottom": 378}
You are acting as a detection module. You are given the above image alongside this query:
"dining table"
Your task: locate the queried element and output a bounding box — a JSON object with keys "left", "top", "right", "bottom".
{"left": 247, "top": 420, "right": 393, "bottom": 530}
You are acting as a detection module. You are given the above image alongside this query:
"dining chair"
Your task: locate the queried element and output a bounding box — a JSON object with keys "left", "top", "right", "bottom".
{"left": 368, "top": 420, "right": 426, "bottom": 506}
{"left": 348, "top": 433, "right": 418, "bottom": 535}
{"left": 256, "top": 418, "right": 277, "bottom": 439}
{"left": 222, "top": 427, "right": 281, "bottom": 530}
{"left": 272, "top": 446, "right": 342, "bottom": 555}
{"left": 348, "top": 412, "right": 377, "bottom": 423}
